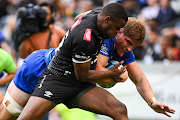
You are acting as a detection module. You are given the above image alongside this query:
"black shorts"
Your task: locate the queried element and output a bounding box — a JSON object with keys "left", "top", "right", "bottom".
{"left": 32, "top": 68, "right": 96, "bottom": 108}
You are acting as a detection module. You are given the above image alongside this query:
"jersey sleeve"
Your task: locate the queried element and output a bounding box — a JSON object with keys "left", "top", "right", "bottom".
{"left": 122, "top": 51, "right": 136, "bottom": 65}
{"left": 99, "top": 39, "right": 112, "bottom": 57}
{"left": 44, "top": 48, "right": 56, "bottom": 66}
{"left": 72, "top": 29, "right": 95, "bottom": 63}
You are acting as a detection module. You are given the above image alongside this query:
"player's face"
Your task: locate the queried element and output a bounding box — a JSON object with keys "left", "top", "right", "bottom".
{"left": 102, "top": 18, "right": 127, "bottom": 39}
{"left": 115, "top": 34, "right": 135, "bottom": 56}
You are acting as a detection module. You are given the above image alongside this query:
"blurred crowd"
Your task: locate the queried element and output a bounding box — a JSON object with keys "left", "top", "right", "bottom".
{"left": 1, "top": 0, "right": 180, "bottom": 67}
{"left": 0, "top": 0, "right": 180, "bottom": 119}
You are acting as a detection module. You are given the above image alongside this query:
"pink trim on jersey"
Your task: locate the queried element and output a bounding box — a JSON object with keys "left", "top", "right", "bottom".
{"left": 70, "top": 17, "right": 82, "bottom": 31}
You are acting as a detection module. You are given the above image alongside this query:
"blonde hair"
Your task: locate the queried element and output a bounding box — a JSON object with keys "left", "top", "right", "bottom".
{"left": 123, "top": 17, "right": 145, "bottom": 46}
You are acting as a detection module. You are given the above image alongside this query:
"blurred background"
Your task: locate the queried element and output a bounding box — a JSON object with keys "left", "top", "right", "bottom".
{"left": 1, "top": 0, "right": 180, "bottom": 66}
{"left": 97, "top": 61, "right": 180, "bottom": 120}
{"left": 0, "top": 0, "right": 180, "bottom": 119}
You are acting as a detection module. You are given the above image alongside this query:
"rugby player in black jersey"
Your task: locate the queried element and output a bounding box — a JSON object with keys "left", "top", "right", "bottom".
{"left": 18, "top": 3, "right": 130, "bottom": 120}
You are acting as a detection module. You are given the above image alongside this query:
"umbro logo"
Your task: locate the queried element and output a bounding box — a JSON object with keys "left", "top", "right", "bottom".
{"left": 44, "top": 91, "right": 53, "bottom": 98}
{"left": 38, "top": 75, "right": 46, "bottom": 88}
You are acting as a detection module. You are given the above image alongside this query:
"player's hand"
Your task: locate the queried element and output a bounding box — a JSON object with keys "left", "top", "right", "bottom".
{"left": 150, "top": 101, "right": 175, "bottom": 117}
{"left": 117, "top": 77, "right": 127, "bottom": 82}
{"left": 109, "top": 61, "right": 127, "bottom": 80}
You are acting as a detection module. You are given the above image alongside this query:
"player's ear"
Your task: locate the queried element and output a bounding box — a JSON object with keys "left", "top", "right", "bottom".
{"left": 104, "top": 16, "right": 111, "bottom": 23}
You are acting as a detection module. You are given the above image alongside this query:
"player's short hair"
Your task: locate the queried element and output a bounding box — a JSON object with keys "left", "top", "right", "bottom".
{"left": 123, "top": 17, "right": 145, "bottom": 45}
{"left": 100, "top": 3, "right": 128, "bottom": 22}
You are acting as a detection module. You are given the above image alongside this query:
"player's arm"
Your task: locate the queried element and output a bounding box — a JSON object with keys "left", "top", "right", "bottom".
{"left": 73, "top": 60, "right": 126, "bottom": 83}
{"left": 0, "top": 54, "right": 17, "bottom": 86}
{"left": 127, "top": 61, "right": 175, "bottom": 117}
{"left": 0, "top": 69, "right": 17, "bottom": 86}
{"left": 72, "top": 29, "right": 126, "bottom": 83}
{"left": 96, "top": 54, "right": 128, "bottom": 82}
{"left": 96, "top": 54, "right": 109, "bottom": 71}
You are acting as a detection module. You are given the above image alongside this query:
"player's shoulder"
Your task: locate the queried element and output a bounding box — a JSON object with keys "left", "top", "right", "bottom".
{"left": 124, "top": 51, "right": 134, "bottom": 56}
{"left": 88, "top": 7, "right": 102, "bottom": 15}
{"left": 70, "top": 15, "right": 99, "bottom": 43}
{"left": 104, "top": 38, "right": 115, "bottom": 43}
{"left": 73, "top": 27, "right": 95, "bottom": 44}
{"left": 103, "top": 38, "right": 115, "bottom": 48}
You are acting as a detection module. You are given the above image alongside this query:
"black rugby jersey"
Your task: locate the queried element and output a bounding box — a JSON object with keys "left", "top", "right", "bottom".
{"left": 48, "top": 10, "right": 103, "bottom": 79}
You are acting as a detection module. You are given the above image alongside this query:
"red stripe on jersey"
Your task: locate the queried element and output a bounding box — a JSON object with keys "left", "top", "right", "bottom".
{"left": 83, "top": 28, "right": 92, "bottom": 42}
{"left": 70, "top": 17, "right": 82, "bottom": 31}
{"left": 118, "top": 53, "right": 124, "bottom": 57}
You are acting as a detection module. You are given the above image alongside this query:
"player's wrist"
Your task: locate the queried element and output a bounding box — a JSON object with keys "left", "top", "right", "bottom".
{"left": 148, "top": 97, "right": 157, "bottom": 107}
{"left": 108, "top": 71, "right": 117, "bottom": 83}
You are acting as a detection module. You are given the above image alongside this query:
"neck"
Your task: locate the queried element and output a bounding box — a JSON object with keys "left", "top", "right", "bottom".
{"left": 96, "top": 14, "right": 104, "bottom": 37}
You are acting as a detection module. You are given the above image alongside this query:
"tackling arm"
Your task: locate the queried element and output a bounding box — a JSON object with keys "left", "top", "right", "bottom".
{"left": 127, "top": 61, "right": 175, "bottom": 117}
{"left": 73, "top": 59, "right": 126, "bottom": 83}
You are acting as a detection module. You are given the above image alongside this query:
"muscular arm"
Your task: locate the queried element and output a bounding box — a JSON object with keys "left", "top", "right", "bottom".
{"left": 73, "top": 60, "right": 126, "bottom": 83}
{"left": 127, "top": 61, "right": 175, "bottom": 117}
{"left": 127, "top": 61, "right": 154, "bottom": 103}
